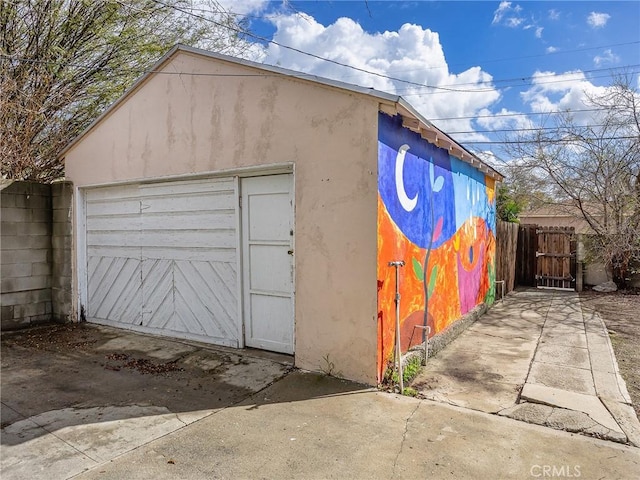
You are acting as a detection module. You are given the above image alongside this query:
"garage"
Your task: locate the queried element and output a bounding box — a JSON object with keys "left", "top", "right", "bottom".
{"left": 62, "top": 45, "right": 499, "bottom": 384}
{"left": 82, "top": 174, "right": 294, "bottom": 354}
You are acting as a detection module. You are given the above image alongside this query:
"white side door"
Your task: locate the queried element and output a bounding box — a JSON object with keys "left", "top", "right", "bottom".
{"left": 241, "top": 174, "right": 294, "bottom": 354}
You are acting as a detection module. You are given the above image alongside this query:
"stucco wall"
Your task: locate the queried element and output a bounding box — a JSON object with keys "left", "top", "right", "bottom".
{"left": 63, "top": 51, "right": 380, "bottom": 384}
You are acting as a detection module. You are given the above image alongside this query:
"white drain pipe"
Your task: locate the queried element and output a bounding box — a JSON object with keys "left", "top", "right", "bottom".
{"left": 389, "top": 261, "right": 405, "bottom": 393}
{"left": 413, "top": 325, "right": 431, "bottom": 365}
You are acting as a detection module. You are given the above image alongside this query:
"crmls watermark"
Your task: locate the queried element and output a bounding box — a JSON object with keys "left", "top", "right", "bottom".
{"left": 530, "top": 465, "right": 581, "bottom": 477}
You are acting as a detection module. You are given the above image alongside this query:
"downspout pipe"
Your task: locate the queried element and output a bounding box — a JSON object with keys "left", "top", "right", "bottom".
{"left": 389, "top": 261, "right": 405, "bottom": 393}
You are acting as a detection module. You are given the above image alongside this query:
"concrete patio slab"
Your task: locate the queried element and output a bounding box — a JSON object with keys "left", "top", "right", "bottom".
{"left": 411, "top": 288, "right": 640, "bottom": 446}
{"left": 3, "top": 291, "right": 639, "bottom": 479}
{"left": 527, "top": 361, "right": 595, "bottom": 395}
{"left": 520, "top": 383, "right": 622, "bottom": 433}
{"left": 533, "top": 343, "right": 590, "bottom": 369}
{"left": 601, "top": 398, "right": 640, "bottom": 447}
{"left": 498, "top": 402, "right": 628, "bottom": 443}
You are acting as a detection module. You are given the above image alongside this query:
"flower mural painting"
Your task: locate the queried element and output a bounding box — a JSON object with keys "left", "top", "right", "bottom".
{"left": 377, "top": 113, "right": 496, "bottom": 381}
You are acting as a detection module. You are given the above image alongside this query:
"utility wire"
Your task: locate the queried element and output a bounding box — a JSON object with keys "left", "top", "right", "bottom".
{"left": 151, "top": 0, "right": 640, "bottom": 89}
{"left": 448, "top": 123, "right": 612, "bottom": 135}
{"left": 149, "top": 0, "right": 495, "bottom": 93}
{"left": 173, "top": 0, "right": 640, "bottom": 77}
{"left": 429, "top": 108, "right": 608, "bottom": 122}
{"left": 3, "top": 53, "right": 633, "bottom": 128}
{"left": 3, "top": 52, "right": 638, "bottom": 100}
{"left": 461, "top": 136, "right": 637, "bottom": 145}
{"left": 398, "top": 69, "right": 640, "bottom": 96}
{"left": 4, "top": 2, "right": 638, "bottom": 97}
{"left": 3, "top": 2, "right": 638, "bottom": 133}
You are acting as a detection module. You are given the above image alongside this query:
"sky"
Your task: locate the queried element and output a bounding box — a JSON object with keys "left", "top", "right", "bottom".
{"left": 217, "top": 1, "right": 640, "bottom": 159}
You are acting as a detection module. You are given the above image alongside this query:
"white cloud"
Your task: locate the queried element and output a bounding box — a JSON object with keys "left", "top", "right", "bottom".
{"left": 217, "top": 0, "right": 268, "bottom": 15}
{"left": 548, "top": 9, "right": 560, "bottom": 21}
{"left": 546, "top": 46, "right": 558, "bottom": 53}
{"left": 260, "top": 13, "right": 501, "bottom": 139}
{"left": 520, "top": 70, "right": 609, "bottom": 124}
{"left": 492, "top": 1, "right": 524, "bottom": 28}
{"left": 593, "top": 49, "right": 620, "bottom": 66}
{"left": 506, "top": 17, "right": 524, "bottom": 28}
{"left": 476, "top": 107, "right": 533, "bottom": 132}
{"left": 492, "top": 1, "right": 512, "bottom": 24}
{"left": 523, "top": 24, "right": 542, "bottom": 37}
{"left": 587, "top": 12, "right": 611, "bottom": 28}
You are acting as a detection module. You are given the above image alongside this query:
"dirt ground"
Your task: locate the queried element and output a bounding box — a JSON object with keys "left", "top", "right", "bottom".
{"left": 580, "top": 289, "right": 640, "bottom": 418}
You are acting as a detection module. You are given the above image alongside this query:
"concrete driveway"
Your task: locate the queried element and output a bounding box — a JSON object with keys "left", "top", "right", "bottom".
{"left": 0, "top": 324, "right": 291, "bottom": 479}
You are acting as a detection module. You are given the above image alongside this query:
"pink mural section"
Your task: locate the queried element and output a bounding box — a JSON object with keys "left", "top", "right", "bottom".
{"left": 377, "top": 113, "right": 496, "bottom": 382}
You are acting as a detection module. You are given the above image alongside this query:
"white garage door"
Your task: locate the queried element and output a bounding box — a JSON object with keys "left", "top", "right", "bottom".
{"left": 84, "top": 178, "right": 240, "bottom": 347}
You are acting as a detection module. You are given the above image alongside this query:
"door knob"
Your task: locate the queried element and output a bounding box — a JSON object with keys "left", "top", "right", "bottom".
{"left": 288, "top": 249, "right": 294, "bottom": 255}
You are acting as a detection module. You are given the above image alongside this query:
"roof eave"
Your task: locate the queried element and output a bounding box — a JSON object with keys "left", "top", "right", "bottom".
{"left": 380, "top": 97, "right": 504, "bottom": 181}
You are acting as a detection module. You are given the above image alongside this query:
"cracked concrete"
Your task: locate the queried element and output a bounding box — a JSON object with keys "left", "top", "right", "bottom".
{"left": 410, "top": 288, "right": 640, "bottom": 445}
{"left": 392, "top": 402, "right": 421, "bottom": 478}
{"left": 2, "top": 324, "right": 639, "bottom": 479}
{"left": 69, "top": 373, "right": 640, "bottom": 479}
{"left": 1, "top": 324, "right": 292, "bottom": 480}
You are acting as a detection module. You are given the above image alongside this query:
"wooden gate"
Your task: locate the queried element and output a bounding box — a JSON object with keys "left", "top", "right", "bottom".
{"left": 516, "top": 224, "right": 537, "bottom": 287}
{"left": 535, "top": 226, "right": 576, "bottom": 290}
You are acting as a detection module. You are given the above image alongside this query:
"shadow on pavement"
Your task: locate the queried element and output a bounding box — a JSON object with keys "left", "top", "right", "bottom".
{"left": 0, "top": 323, "right": 365, "bottom": 447}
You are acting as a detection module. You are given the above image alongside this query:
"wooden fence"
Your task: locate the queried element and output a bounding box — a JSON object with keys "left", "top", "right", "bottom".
{"left": 495, "top": 220, "right": 519, "bottom": 295}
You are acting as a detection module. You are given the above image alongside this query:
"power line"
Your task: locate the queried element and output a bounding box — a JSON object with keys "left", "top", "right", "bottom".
{"left": 173, "top": 1, "right": 640, "bottom": 87}
{"left": 3, "top": 3, "right": 638, "bottom": 99}
{"left": 397, "top": 67, "right": 640, "bottom": 95}
{"left": 152, "top": 0, "right": 640, "bottom": 96}
{"left": 4, "top": 52, "right": 637, "bottom": 102}
{"left": 451, "top": 40, "right": 640, "bottom": 68}
{"left": 461, "top": 136, "right": 638, "bottom": 145}
{"left": 447, "top": 123, "right": 612, "bottom": 135}
{"left": 337, "top": 41, "right": 640, "bottom": 82}
{"left": 3, "top": 53, "right": 633, "bottom": 129}
{"left": 157, "top": 0, "right": 640, "bottom": 73}
{"left": 429, "top": 108, "right": 606, "bottom": 122}
{"left": 149, "top": 0, "right": 495, "bottom": 93}
{"left": 3, "top": 2, "right": 638, "bottom": 132}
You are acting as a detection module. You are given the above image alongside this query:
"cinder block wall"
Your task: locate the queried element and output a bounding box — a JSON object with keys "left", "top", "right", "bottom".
{"left": 1, "top": 180, "right": 72, "bottom": 329}
{"left": 51, "top": 182, "right": 73, "bottom": 322}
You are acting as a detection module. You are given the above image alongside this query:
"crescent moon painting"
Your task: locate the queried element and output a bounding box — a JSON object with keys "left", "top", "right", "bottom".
{"left": 395, "top": 144, "right": 418, "bottom": 212}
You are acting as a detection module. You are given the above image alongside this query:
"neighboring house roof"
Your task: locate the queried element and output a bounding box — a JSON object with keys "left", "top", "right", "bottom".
{"left": 519, "top": 204, "right": 599, "bottom": 234}
{"left": 58, "top": 44, "right": 503, "bottom": 181}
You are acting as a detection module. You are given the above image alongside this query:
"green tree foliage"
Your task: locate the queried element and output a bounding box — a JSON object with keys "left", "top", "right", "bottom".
{"left": 496, "top": 184, "right": 524, "bottom": 223}
{"left": 1, "top": 0, "right": 251, "bottom": 182}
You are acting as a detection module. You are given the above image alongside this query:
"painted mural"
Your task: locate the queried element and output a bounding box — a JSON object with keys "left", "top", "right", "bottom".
{"left": 377, "top": 113, "right": 496, "bottom": 381}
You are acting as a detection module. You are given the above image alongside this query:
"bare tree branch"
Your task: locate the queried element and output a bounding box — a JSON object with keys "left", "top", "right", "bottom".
{"left": 501, "top": 76, "right": 640, "bottom": 287}
{"left": 1, "top": 0, "right": 251, "bottom": 182}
